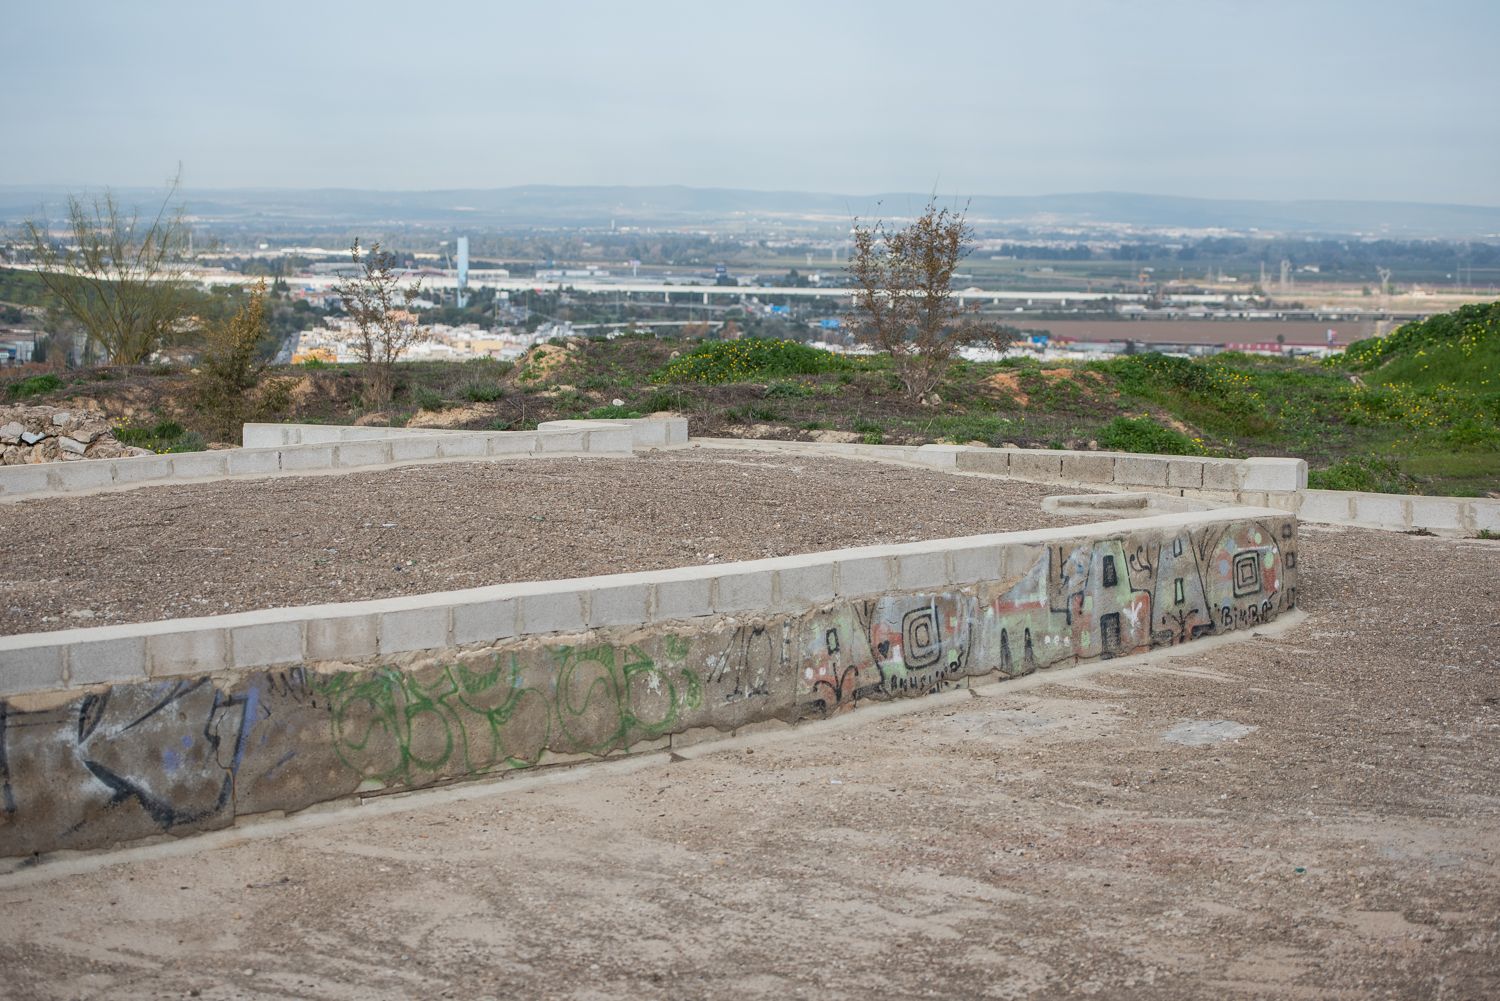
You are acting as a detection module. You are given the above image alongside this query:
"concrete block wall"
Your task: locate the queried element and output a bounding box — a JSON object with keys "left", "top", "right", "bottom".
{"left": 0, "top": 420, "right": 673, "bottom": 502}
{"left": 0, "top": 506, "right": 1297, "bottom": 856}
{"left": 696, "top": 437, "right": 1496, "bottom": 537}
{"left": 1297, "top": 489, "right": 1500, "bottom": 536}
{"left": 942, "top": 444, "right": 1307, "bottom": 498}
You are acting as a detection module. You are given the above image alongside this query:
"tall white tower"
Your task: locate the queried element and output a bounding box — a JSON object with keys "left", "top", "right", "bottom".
{"left": 457, "top": 236, "right": 470, "bottom": 308}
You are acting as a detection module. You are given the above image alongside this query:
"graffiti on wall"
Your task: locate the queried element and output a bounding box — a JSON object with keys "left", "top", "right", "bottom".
{"left": 0, "top": 519, "right": 1294, "bottom": 856}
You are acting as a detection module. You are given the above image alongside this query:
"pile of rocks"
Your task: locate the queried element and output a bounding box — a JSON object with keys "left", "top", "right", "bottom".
{"left": 0, "top": 405, "right": 152, "bottom": 464}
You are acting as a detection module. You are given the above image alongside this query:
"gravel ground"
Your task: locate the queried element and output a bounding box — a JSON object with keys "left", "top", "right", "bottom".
{"left": 0, "top": 448, "right": 1096, "bottom": 635}
{"left": 0, "top": 525, "right": 1496, "bottom": 999}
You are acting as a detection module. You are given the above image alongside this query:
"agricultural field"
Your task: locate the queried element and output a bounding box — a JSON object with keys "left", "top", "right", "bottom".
{"left": 4, "top": 302, "right": 1498, "bottom": 497}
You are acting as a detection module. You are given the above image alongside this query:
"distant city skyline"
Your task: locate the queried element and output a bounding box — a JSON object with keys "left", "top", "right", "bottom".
{"left": 4, "top": 0, "right": 1498, "bottom": 207}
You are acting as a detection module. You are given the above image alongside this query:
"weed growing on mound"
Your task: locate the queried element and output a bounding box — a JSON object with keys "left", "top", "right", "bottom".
{"left": 1096, "top": 416, "right": 1206, "bottom": 456}
{"left": 653, "top": 338, "right": 846, "bottom": 384}
{"left": 6, "top": 373, "right": 62, "bottom": 399}
{"left": 113, "top": 418, "right": 205, "bottom": 453}
{"left": 1096, "top": 353, "right": 1263, "bottom": 417}
{"left": 585, "top": 404, "right": 643, "bottom": 419}
{"left": 459, "top": 380, "right": 506, "bottom": 403}
{"left": 1307, "top": 456, "right": 1416, "bottom": 494}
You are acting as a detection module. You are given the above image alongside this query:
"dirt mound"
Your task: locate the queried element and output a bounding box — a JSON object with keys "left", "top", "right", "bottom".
{"left": 406, "top": 403, "right": 499, "bottom": 429}
{"left": 513, "top": 343, "right": 573, "bottom": 384}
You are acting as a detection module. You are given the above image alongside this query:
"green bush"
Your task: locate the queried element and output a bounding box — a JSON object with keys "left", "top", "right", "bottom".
{"left": 653, "top": 338, "right": 846, "bottom": 384}
{"left": 585, "top": 404, "right": 643, "bottom": 419}
{"left": 411, "top": 386, "right": 449, "bottom": 411}
{"left": 1095, "top": 416, "right": 1205, "bottom": 456}
{"left": 7, "top": 373, "right": 62, "bottom": 399}
{"left": 113, "top": 418, "right": 205, "bottom": 453}
{"left": 641, "top": 389, "right": 692, "bottom": 412}
{"left": 765, "top": 381, "right": 813, "bottom": 399}
{"left": 1307, "top": 456, "right": 1415, "bottom": 494}
{"left": 459, "top": 381, "right": 506, "bottom": 403}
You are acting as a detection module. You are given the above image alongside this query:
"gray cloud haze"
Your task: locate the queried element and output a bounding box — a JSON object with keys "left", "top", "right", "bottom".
{"left": 3, "top": 0, "right": 1497, "bottom": 205}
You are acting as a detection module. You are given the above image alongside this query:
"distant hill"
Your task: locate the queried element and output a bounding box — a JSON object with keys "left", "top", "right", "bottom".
{"left": 2, "top": 184, "right": 1498, "bottom": 238}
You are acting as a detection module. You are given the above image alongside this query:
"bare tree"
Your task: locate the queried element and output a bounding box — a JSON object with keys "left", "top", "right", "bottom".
{"left": 332, "top": 240, "right": 428, "bottom": 408}
{"left": 846, "top": 201, "right": 1015, "bottom": 402}
{"left": 23, "top": 176, "right": 193, "bottom": 365}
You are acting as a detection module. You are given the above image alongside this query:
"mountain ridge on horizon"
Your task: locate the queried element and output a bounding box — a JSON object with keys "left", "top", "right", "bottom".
{"left": 2, "top": 183, "right": 1497, "bottom": 238}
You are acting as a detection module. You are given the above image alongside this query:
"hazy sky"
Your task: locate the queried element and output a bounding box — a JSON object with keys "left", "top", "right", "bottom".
{"left": 4, "top": 0, "right": 1497, "bottom": 204}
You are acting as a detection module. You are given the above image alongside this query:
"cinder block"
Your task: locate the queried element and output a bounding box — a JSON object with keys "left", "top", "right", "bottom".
{"left": 231, "top": 620, "right": 305, "bottom": 668}
{"left": 1201, "top": 459, "right": 1240, "bottom": 492}
{"left": 949, "top": 544, "right": 1003, "bottom": 585}
{"left": 653, "top": 578, "right": 711, "bottom": 621}
{"left": 390, "top": 437, "right": 443, "bottom": 462}
{"left": 630, "top": 420, "right": 667, "bottom": 447}
{"left": 1240, "top": 457, "right": 1307, "bottom": 493}
{"left": 70, "top": 636, "right": 148, "bottom": 685}
{"left": 1351, "top": 494, "right": 1409, "bottom": 530}
{"left": 379, "top": 606, "right": 451, "bottom": 654}
{"left": 1297, "top": 490, "right": 1352, "bottom": 523}
{"left": 1060, "top": 452, "right": 1114, "bottom": 484}
{"left": 147, "top": 629, "right": 229, "bottom": 677}
{"left": 537, "top": 430, "right": 585, "bottom": 453}
{"left": 915, "top": 444, "right": 965, "bottom": 470}
{"left": 713, "top": 570, "right": 774, "bottom": 613}
{"left": 954, "top": 450, "right": 1010, "bottom": 476}
{"left": 436, "top": 436, "right": 486, "bottom": 458}
{"left": 1166, "top": 459, "right": 1205, "bottom": 489}
{"left": 583, "top": 427, "right": 634, "bottom": 453}
{"left": 227, "top": 448, "right": 281, "bottom": 477}
{"left": 1009, "top": 450, "right": 1064, "bottom": 481}
{"left": 0, "top": 464, "right": 50, "bottom": 496}
{"left": 1114, "top": 455, "right": 1169, "bottom": 487}
{"left": 896, "top": 550, "right": 948, "bottom": 591}
{"left": 283, "top": 445, "right": 338, "bottom": 471}
{"left": 336, "top": 440, "right": 391, "bottom": 467}
{"left": 835, "top": 555, "right": 892, "bottom": 597}
{"left": 451, "top": 598, "right": 518, "bottom": 646}
{"left": 586, "top": 583, "right": 650, "bottom": 628}
{"left": 774, "top": 562, "right": 836, "bottom": 609}
{"left": 112, "top": 454, "right": 176, "bottom": 484}
{"left": 171, "top": 451, "right": 230, "bottom": 479}
{"left": 487, "top": 433, "right": 538, "bottom": 455}
{"left": 306, "top": 614, "right": 378, "bottom": 662}
{"left": 1409, "top": 496, "right": 1464, "bottom": 533}
{"left": 1474, "top": 500, "right": 1500, "bottom": 534}
{"left": 0, "top": 646, "right": 66, "bottom": 696}
{"left": 54, "top": 461, "right": 114, "bottom": 491}
{"left": 519, "top": 590, "right": 586, "bottom": 634}
{"left": 1000, "top": 544, "right": 1047, "bottom": 583}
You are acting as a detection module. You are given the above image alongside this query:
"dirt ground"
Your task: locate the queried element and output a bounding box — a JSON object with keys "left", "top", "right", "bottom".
{"left": 0, "top": 448, "right": 1095, "bottom": 635}
{"left": 0, "top": 523, "right": 1496, "bottom": 999}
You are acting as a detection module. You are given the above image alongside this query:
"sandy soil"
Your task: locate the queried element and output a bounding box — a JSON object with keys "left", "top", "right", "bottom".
{"left": 0, "top": 524, "right": 1496, "bottom": 999}
{"left": 0, "top": 448, "right": 1095, "bottom": 635}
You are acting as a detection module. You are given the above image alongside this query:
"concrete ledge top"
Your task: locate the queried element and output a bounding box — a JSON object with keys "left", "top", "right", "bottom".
{"left": 0, "top": 504, "right": 1289, "bottom": 657}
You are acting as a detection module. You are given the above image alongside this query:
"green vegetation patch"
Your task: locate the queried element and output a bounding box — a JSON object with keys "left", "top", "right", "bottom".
{"left": 653, "top": 338, "right": 847, "bottom": 384}
{"left": 1306, "top": 456, "right": 1417, "bottom": 494}
{"left": 6, "top": 373, "right": 63, "bottom": 399}
{"left": 112, "top": 418, "right": 206, "bottom": 453}
{"left": 1342, "top": 301, "right": 1500, "bottom": 394}
{"left": 1095, "top": 416, "right": 1206, "bottom": 456}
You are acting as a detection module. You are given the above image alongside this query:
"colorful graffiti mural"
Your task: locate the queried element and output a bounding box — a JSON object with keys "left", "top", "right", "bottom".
{"left": 0, "top": 518, "right": 1295, "bottom": 856}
